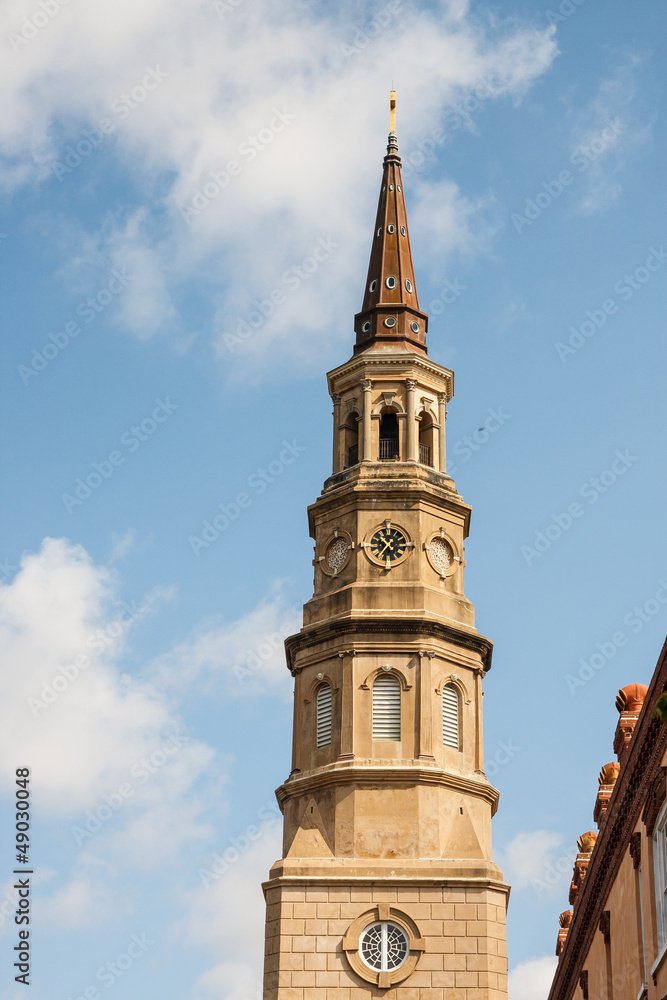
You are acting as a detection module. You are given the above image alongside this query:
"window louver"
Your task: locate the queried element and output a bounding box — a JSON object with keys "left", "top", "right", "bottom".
{"left": 316, "top": 684, "right": 332, "bottom": 748}
{"left": 443, "top": 684, "right": 460, "bottom": 749}
{"left": 372, "top": 674, "right": 401, "bottom": 741}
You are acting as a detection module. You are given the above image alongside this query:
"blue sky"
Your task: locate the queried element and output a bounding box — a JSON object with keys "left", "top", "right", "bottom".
{"left": 0, "top": 0, "right": 665, "bottom": 997}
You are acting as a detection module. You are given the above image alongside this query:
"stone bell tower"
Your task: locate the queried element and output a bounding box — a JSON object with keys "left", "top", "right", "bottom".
{"left": 262, "top": 95, "right": 509, "bottom": 1000}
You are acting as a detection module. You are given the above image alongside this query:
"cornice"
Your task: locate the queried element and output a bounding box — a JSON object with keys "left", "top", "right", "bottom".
{"left": 326, "top": 351, "right": 454, "bottom": 401}
{"left": 284, "top": 615, "right": 493, "bottom": 673}
{"left": 276, "top": 760, "right": 500, "bottom": 813}
{"left": 548, "top": 637, "right": 667, "bottom": 1000}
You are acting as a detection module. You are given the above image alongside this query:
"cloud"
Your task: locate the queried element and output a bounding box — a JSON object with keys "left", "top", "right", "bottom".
{"left": 496, "top": 829, "right": 572, "bottom": 896}
{"left": 177, "top": 824, "right": 282, "bottom": 1000}
{"left": 569, "top": 56, "right": 653, "bottom": 215}
{"left": 0, "top": 0, "right": 557, "bottom": 367}
{"left": 0, "top": 537, "right": 217, "bottom": 928}
{"left": 508, "top": 954, "right": 558, "bottom": 1000}
{"left": 151, "top": 584, "right": 300, "bottom": 699}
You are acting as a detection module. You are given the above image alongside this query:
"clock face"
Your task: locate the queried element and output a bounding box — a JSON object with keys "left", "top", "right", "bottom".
{"left": 370, "top": 526, "right": 408, "bottom": 563}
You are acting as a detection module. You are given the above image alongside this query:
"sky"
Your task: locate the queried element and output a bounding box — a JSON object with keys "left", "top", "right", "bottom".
{"left": 0, "top": 0, "right": 665, "bottom": 997}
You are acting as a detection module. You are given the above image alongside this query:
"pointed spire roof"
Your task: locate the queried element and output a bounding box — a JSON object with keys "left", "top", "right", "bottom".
{"left": 354, "top": 93, "right": 428, "bottom": 355}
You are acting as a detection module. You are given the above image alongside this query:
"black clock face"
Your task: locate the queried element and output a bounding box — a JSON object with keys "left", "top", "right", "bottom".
{"left": 370, "top": 526, "right": 407, "bottom": 562}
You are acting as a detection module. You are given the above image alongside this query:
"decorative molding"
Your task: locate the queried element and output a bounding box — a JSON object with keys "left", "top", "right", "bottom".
{"left": 579, "top": 970, "right": 588, "bottom": 999}
{"left": 285, "top": 616, "right": 493, "bottom": 675}
{"left": 599, "top": 910, "right": 610, "bottom": 944}
{"left": 642, "top": 766, "right": 667, "bottom": 835}
{"left": 629, "top": 831, "right": 642, "bottom": 869}
{"left": 359, "top": 665, "right": 412, "bottom": 692}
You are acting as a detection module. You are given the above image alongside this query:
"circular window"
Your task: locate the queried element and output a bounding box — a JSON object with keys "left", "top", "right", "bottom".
{"left": 384, "top": 317, "right": 396, "bottom": 328}
{"left": 376, "top": 228, "right": 382, "bottom": 237}
{"left": 386, "top": 276, "right": 396, "bottom": 289}
{"left": 400, "top": 226, "right": 406, "bottom": 236}
{"left": 387, "top": 224, "right": 395, "bottom": 234}
{"left": 397, "top": 186, "right": 402, "bottom": 192}
{"left": 360, "top": 922, "right": 409, "bottom": 972}
{"left": 369, "top": 279, "right": 377, "bottom": 292}
{"left": 405, "top": 279, "right": 413, "bottom": 293}
{"left": 410, "top": 321, "right": 420, "bottom": 333}
{"left": 362, "top": 321, "right": 371, "bottom": 333}
{"left": 389, "top": 184, "right": 394, "bottom": 191}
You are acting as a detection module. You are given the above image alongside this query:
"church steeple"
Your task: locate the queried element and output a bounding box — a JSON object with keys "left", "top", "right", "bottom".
{"left": 354, "top": 92, "right": 428, "bottom": 355}
{"left": 261, "top": 100, "right": 509, "bottom": 1000}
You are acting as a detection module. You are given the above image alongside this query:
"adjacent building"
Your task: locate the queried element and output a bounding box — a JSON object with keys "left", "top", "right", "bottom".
{"left": 549, "top": 639, "right": 667, "bottom": 1000}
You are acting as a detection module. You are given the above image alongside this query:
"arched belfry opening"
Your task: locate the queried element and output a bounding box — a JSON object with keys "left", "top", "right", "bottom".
{"left": 343, "top": 413, "right": 359, "bottom": 467}
{"left": 418, "top": 411, "right": 435, "bottom": 467}
{"left": 379, "top": 409, "right": 399, "bottom": 461}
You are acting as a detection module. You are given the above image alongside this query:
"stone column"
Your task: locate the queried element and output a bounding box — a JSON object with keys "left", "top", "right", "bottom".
{"left": 361, "top": 380, "right": 372, "bottom": 462}
{"left": 474, "top": 668, "right": 484, "bottom": 773}
{"left": 406, "top": 379, "right": 417, "bottom": 462}
{"left": 417, "top": 652, "right": 435, "bottom": 760}
{"left": 338, "top": 650, "right": 355, "bottom": 760}
{"left": 437, "top": 392, "right": 448, "bottom": 472}
{"left": 332, "top": 393, "right": 341, "bottom": 473}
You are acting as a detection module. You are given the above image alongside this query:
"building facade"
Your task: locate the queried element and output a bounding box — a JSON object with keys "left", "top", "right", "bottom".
{"left": 549, "top": 638, "right": 667, "bottom": 1000}
{"left": 261, "top": 106, "right": 509, "bottom": 1000}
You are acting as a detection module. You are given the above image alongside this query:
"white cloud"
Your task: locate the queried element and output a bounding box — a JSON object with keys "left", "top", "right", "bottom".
{"left": 151, "top": 584, "right": 300, "bottom": 699}
{"left": 178, "top": 825, "right": 282, "bottom": 1000}
{"left": 569, "top": 56, "right": 653, "bottom": 215}
{"left": 0, "top": 537, "right": 217, "bottom": 928}
{"left": 508, "top": 954, "right": 558, "bottom": 1000}
{"left": 496, "top": 829, "right": 573, "bottom": 896}
{"left": 0, "top": 0, "right": 557, "bottom": 367}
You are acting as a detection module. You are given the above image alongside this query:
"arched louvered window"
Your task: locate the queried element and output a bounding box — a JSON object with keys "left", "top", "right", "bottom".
{"left": 372, "top": 674, "right": 401, "bottom": 741}
{"left": 316, "top": 684, "right": 332, "bottom": 748}
{"left": 442, "top": 684, "right": 460, "bottom": 749}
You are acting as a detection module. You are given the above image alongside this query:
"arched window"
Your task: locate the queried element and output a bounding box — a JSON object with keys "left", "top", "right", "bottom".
{"left": 418, "top": 412, "right": 435, "bottom": 467}
{"left": 316, "top": 684, "right": 332, "bottom": 748}
{"left": 372, "top": 674, "right": 401, "bottom": 740}
{"left": 442, "top": 684, "right": 460, "bottom": 749}
{"left": 344, "top": 413, "right": 359, "bottom": 467}
{"left": 379, "top": 410, "right": 399, "bottom": 460}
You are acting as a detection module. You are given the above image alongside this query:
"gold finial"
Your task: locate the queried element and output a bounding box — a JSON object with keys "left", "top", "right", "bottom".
{"left": 389, "top": 90, "right": 396, "bottom": 134}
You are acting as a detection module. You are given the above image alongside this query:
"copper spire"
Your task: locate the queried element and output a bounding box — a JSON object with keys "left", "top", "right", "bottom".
{"left": 354, "top": 93, "right": 428, "bottom": 355}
